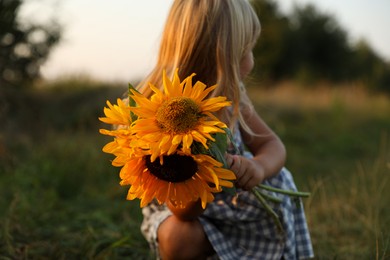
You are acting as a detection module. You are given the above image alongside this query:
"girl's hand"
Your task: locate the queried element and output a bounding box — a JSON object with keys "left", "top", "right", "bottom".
{"left": 225, "top": 154, "right": 265, "bottom": 191}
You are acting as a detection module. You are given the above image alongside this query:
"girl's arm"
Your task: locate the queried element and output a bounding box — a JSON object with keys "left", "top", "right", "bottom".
{"left": 227, "top": 104, "right": 286, "bottom": 190}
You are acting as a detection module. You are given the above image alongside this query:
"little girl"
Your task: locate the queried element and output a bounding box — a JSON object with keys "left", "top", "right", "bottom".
{"left": 138, "top": 0, "right": 314, "bottom": 259}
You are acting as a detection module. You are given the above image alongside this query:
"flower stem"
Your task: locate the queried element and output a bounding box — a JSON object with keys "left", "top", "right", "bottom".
{"left": 253, "top": 187, "right": 283, "bottom": 203}
{"left": 257, "top": 184, "right": 310, "bottom": 198}
{"left": 251, "top": 189, "right": 284, "bottom": 233}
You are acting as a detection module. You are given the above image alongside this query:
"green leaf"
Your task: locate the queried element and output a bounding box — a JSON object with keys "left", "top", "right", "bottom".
{"left": 209, "top": 141, "right": 227, "bottom": 167}
{"left": 224, "top": 128, "right": 240, "bottom": 154}
{"left": 222, "top": 186, "right": 236, "bottom": 195}
{"left": 208, "top": 130, "right": 237, "bottom": 195}
{"left": 128, "top": 83, "right": 138, "bottom": 106}
{"left": 128, "top": 83, "right": 139, "bottom": 122}
{"left": 214, "top": 131, "right": 228, "bottom": 153}
{"left": 191, "top": 130, "right": 238, "bottom": 195}
{"left": 208, "top": 131, "right": 229, "bottom": 167}
{"left": 191, "top": 141, "right": 208, "bottom": 155}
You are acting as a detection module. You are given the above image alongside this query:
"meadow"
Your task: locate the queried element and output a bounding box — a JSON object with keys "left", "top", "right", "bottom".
{"left": 1, "top": 78, "right": 389, "bottom": 259}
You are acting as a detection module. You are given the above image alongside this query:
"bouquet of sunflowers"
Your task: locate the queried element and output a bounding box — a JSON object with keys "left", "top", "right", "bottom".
{"left": 99, "top": 70, "right": 309, "bottom": 231}
{"left": 99, "top": 70, "right": 236, "bottom": 209}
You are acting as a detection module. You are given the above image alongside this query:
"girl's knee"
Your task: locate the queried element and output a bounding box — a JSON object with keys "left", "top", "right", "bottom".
{"left": 157, "top": 216, "right": 213, "bottom": 259}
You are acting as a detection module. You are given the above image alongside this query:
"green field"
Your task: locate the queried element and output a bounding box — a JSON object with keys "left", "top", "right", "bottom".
{"left": 1, "top": 79, "right": 389, "bottom": 259}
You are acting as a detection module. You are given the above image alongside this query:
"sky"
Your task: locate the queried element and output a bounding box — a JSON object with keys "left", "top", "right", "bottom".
{"left": 20, "top": 0, "right": 390, "bottom": 83}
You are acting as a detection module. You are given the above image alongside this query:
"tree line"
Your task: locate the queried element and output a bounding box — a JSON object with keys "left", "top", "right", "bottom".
{"left": 251, "top": 0, "right": 390, "bottom": 92}
{"left": 1, "top": 0, "right": 389, "bottom": 92}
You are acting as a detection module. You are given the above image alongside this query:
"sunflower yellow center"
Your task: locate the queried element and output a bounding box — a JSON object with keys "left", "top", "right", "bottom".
{"left": 145, "top": 154, "right": 198, "bottom": 182}
{"left": 156, "top": 97, "right": 201, "bottom": 133}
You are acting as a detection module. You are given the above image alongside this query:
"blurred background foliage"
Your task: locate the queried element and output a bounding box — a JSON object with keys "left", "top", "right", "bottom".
{"left": 0, "top": 0, "right": 61, "bottom": 90}
{"left": 1, "top": 0, "right": 390, "bottom": 93}
{"left": 251, "top": 0, "right": 390, "bottom": 92}
{"left": 1, "top": 0, "right": 389, "bottom": 259}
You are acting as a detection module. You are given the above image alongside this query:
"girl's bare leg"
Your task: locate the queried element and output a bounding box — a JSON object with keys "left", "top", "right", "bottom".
{"left": 157, "top": 200, "right": 214, "bottom": 260}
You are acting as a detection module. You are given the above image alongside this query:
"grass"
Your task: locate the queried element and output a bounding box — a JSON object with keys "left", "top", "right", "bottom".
{"left": 303, "top": 141, "right": 390, "bottom": 259}
{"left": 249, "top": 82, "right": 390, "bottom": 259}
{"left": 0, "top": 131, "right": 153, "bottom": 259}
{"left": 1, "top": 78, "right": 389, "bottom": 259}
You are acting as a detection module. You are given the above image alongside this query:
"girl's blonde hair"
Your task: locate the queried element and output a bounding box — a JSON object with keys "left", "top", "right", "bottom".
{"left": 137, "top": 0, "right": 261, "bottom": 131}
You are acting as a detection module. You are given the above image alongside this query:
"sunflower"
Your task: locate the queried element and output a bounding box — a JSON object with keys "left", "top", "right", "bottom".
{"left": 129, "top": 70, "right": 231, "bottom": 161}
{"left": 99, "top": 71, "right": 236, "bottom": 209}
{"left": 99, "top": 98, "right": 145, "bottom": 161}
{"left": 120, "top": 152, "right": 236, "bottom": 209}
{"left": 99, "top": 98, "right": 131, "bottom": 127}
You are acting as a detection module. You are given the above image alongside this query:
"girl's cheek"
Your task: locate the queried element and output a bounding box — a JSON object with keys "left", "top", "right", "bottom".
{"left": 240, "top": 51, "right": 254, "bottom": 78}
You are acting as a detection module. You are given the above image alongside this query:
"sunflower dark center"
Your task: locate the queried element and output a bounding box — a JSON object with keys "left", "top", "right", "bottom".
{"left": 145, "top": 154, "right": 198, "bottom": 182}
{"left": 156, "top": 97, "right": 201, "bottom": 133}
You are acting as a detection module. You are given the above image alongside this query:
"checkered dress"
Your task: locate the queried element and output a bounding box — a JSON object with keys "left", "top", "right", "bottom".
{"left": 141, "top": 129, "right": 314, "bottom": 260}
